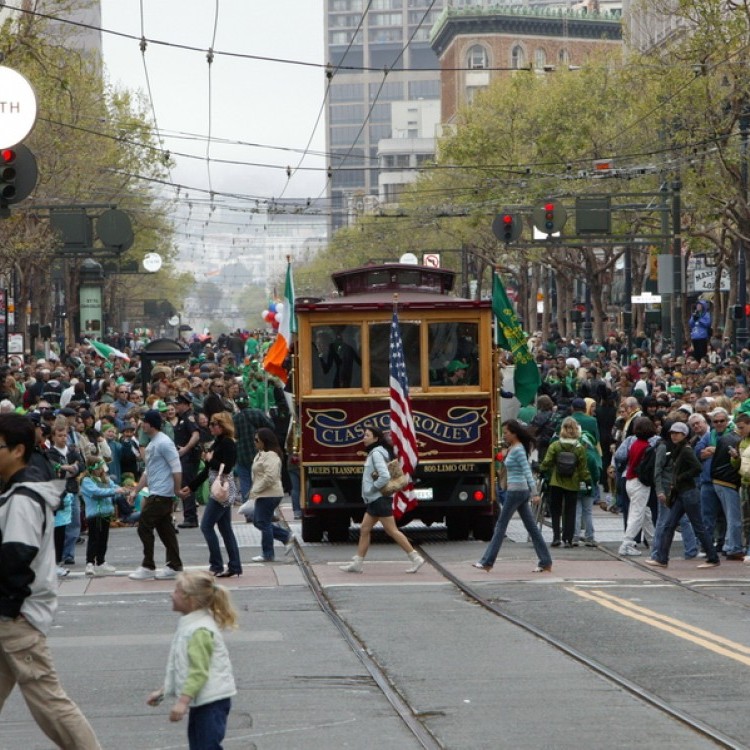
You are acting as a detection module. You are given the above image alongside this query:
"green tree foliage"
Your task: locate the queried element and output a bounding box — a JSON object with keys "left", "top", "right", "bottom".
{"left": 0, "top": 4, "right": 176, "bottom": 339}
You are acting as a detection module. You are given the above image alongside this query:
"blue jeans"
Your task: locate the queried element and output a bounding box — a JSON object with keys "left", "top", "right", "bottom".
{"left": 479, "top": 489, "right": 552, "bottom": 569}
{"left": 188, "top": 697, "right": 231, "bottom": 750}
{"left": 253, "top": 496, "right": 290, "bottom": 559}
{"left": 651, "top": 498, "right": 697, "bottom": 559}
{"left": 713, "top": 483, "right": 743, "bottom": 555}
{"left": 234, "top": 464, "right": 252, "bottom": 500}
{"left": 574, "top": 492, "right": 595, "bottom": 541}
{"left": 652, "top": 487, "right": 719, "bottom": 564}
{"left": 200, "top": 498, "right": 242, "bottom": 574}
{"left": 701, "top": 481, "right": 724, "bottom": 550}
{"left": 62, "top": 496, "right": 81, "bottom": 561}
{"left": 289, "top": 467, "right": 301, "bottom": 515}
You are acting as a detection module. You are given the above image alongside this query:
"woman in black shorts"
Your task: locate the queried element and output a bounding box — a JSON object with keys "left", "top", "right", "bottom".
{"left": 340, "top": 425, "right": 424, "bottom": 574}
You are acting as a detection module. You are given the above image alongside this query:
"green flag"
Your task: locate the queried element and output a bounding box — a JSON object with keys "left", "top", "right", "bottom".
{"left": 492, "top": 273, "right": 541, "bottom": 407}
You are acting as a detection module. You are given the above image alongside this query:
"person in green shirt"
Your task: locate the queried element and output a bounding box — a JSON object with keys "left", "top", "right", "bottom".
{"left": 730, "top": 412, "right": 750, "bottom": 553}
{"left": 570, "top": 398, "right": 600, "bottom": 445}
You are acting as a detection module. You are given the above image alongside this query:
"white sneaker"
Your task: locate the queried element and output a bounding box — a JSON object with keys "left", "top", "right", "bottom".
{"left": 251, "top": 555, "right": 272, "bottom": 562}
{"left": 340, "top": 557, "right": 364, "bottom": 573}
{"left": 85, "top": 562, "right": 95, "bottom": 576}
{"left": 697, "top": 552, "right": 707, "bottom": 559}
{"left": 56, "top": 566, "right": 69, "bottom": 578}
{"left": 128, "top": 566, "right": 156, "bottom": 580}
{"left": 619, "top": 544, "right": 641, "bottom": 557}
{"left": 154, "top": 566, "right": 179, "bottom": 580}
{"left": 284, "top": 534, "right": 295, "bottom": 556}
{"left": 405, "top": 554, "right": 425, "bottom": 574}
{"left": 94, "top": 563, "right": 116, "bottom": 576}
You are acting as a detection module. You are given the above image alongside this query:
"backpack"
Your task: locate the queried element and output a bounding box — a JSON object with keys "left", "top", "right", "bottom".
{"left": 555, "top": 445, "right": 579, "bottom": 478}
{"left": 635, "top": 443, "right": 658, "bottom": 487}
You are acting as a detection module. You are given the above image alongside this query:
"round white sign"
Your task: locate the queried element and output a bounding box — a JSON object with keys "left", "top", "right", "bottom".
{"left": 168, "top": 315, "right": 180, "bottom": 326}
{"left": 0, "top": 67, "right": 37, "bottom": 149}
{"left": 143, "top": 252, "right": 162, "bottom": 272}
{"left": 399, "top": 252, "right": 419, "bottom": 265}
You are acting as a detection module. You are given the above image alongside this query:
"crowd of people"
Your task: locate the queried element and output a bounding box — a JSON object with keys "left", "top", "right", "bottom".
{"left": 0, "top": 332, "right": 298, "bottom": 582}
{"left": 499, "top": 317, "right": 750, "bottom": 570}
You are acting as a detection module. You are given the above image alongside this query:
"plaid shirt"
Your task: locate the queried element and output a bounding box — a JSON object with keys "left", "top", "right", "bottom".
{"left": 233, "top": 408, "right": 273, "bottom": 468}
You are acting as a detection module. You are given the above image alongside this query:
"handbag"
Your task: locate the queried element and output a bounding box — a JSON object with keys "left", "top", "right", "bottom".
{"left": 380, "top": 458, "right": 408, "bottom": 497}
{"left": 211, "top": 464, "right": 230, "bottom": 505}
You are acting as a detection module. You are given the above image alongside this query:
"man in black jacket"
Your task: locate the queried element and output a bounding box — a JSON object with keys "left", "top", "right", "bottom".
{"left": 709, "top": 408, "right": 743, "bottom": 559}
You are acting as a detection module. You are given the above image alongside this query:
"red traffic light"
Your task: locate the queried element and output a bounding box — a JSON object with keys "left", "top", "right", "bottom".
{"left": 502, "top": 214, "right": 513, "bottom": 224}
{"left": 1, "top": 149, "right": 16, "bottom": 164}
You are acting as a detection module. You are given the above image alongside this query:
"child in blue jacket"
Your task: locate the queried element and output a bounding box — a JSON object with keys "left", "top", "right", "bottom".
{"left": 80, "top": 458, "right": 128, "bottom": 576}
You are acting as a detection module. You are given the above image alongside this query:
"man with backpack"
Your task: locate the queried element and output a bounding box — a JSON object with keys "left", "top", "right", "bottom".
{"left": 0, "top": 414, "right": 101, "bottom": 749}
{"left": 539, "top": 417, "right": 590, "bottom": 548}
{"left": 618, "top": 416, "right": 658, "bottom": 556}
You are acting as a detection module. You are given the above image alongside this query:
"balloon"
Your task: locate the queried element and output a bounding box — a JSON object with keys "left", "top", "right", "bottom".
{"left": 261, "top": 310, "right": 270, "bottom": 322}
{"left": 273, "top": 312, "right": 281, "bottom": 323}
{"left": 275, "top": 302, "right": 284, "bottom": 315}
{"left": 268, "top": 302, "right": 277, "bottom": 313}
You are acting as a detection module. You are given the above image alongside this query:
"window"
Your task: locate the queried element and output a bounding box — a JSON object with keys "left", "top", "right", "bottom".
{"left": 559, "top": 48, "right": 570, "bottom": 65}
{"left": 369, "top": 28, "right": 402, "bottom": 42}
{"left": 467, "top": 44, "right": 488, "bottom": 70}
{"left": 330, "top": 104, "right": 365, "bottom": 124}
{"left": 370, "top": 102, "right": 392, "bottom": 123}
{"left": 409, "top": 79, "right": 440, "bottom": 99}
{"left": 369, "top": 81, "right": 404, "bottom": 101}
{"left": 511, "top": 44, "right": 526, "bottom": 69}
{"left": 535, "top": 48, "right": 547, "bottom": 70}
{"left": 370, "top": 12, "right": 402, "bottom": 26}
{"left": 330, "top": 30, "right": 363, "bottom": 45}
{"left": 428, "top": 322, "right": 478, "bottom": 385}
{"left": 312, "top": 325, "right": 362, "bottom": 389}
{"left": 330, "top": 83, "right": 364, "bottom": 103}
{"left": 331, "top": 126, "right": 364, "bottom": 145}
{"left": 369, "top": 322, "right": 420, "bottom": 388}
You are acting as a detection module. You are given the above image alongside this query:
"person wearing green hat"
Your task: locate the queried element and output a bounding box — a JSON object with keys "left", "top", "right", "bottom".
{"left": 153, "top": 400, "right": 174, "bottom": 441}
{"left": 443, "top": 360, "right": 468, "bottom": 386}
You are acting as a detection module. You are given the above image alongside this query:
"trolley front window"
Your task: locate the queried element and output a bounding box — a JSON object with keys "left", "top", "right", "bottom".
{"left": 428, "top": 321, "right": 479, "bottom": 385}
{"left": 368, "top": 321, "right": 420, "bottom": 388}
{"left": 311, "top": 325, "right": 362, "bottom": 389}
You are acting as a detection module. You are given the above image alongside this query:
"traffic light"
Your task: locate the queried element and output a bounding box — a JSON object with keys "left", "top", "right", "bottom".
{"left": 492, "top": 211, "right": 522, "bottom": 243}
{"left": 532, "top": 199, "right": 568, "bottom": 235}
{"left": 0, "top": 144, "right": 37, "bottom": 206}
{"left": 0, "top": 149, "right": 17, "bottom": 201}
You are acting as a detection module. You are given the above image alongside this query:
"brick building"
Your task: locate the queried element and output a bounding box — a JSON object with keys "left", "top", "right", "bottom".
{"left": 430, "top": 7, "right": 623, "bottom": 123}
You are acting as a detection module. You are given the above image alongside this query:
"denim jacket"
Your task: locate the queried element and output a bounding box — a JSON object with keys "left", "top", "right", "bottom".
{"left": 361, "top": 445, "right": 390, "bottom": 502}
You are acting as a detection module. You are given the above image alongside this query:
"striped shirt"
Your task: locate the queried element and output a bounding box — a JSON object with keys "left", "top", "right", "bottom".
{"left": 505, "top": 444, "right": 536, "bottom": 493}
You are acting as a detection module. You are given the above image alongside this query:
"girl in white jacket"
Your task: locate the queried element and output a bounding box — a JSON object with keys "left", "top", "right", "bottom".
{"left": 147, "top": 570, "right": 238, "bottom": 750}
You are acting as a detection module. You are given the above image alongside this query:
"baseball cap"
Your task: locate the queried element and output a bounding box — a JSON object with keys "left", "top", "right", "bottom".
{"left": 142, "top": 410, "right": 163, "bottom": 430}
{"left": 155, "top": 400, "right": 169, "bottom": 413}
{"left": 571, "top": 398, "right": 586, "bottom": 410}
{"left": 669, "top": 422, "right": 689, "bottom": 435}
{"left": 447, "top": 360, "right": 468, "bottom": 374}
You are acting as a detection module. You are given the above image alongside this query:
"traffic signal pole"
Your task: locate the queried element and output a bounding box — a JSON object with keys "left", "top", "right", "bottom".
{"left": 672, "top": 177, "right": 684, "bottom": 354}
{"left": 736, "top": 106, "right": 749, "bottom": 352}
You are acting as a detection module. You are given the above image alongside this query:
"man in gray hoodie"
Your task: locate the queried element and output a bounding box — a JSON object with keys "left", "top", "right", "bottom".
{"left": 0, "top": 413, "right": 101, "bottom": 749}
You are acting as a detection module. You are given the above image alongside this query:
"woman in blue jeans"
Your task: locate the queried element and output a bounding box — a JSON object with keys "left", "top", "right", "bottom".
{"left": 180, "top": 411, "right": 242, "bottom": 577}
{"left": 249, "top": 427, "right": 293, "bottom": 562}
{"left": 473, "top": 420, "right": 553, "bottom": 573}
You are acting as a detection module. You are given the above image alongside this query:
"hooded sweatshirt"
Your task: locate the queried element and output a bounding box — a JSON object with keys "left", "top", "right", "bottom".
{"left": 0, "top": 467, "right": 65, "bottom": 634}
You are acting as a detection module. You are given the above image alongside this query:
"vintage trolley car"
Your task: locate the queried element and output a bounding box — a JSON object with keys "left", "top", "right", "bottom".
{"left": 295, "top": 263, "right": 499, "bottom": 542}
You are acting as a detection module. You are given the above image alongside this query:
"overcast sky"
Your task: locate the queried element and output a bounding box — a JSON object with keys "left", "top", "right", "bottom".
{"left": 100, "top": 1, "right": 327, "bottom": 211}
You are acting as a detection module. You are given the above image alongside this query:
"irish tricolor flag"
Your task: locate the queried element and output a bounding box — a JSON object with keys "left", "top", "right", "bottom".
{"left": 263, "top": 260, "right": 296, "bottom": 383}
{"left": 85, "top": 338, "right": 130, "bottom": 363}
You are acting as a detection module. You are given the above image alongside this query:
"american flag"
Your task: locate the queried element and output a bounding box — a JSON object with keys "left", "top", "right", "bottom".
{"left": 389, "top": 309, "right": 418, "bottom": 519}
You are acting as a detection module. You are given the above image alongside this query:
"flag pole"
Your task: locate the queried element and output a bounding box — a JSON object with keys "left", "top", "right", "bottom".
{"left": 492, "top": 268, "right": 503, "bottom": 455}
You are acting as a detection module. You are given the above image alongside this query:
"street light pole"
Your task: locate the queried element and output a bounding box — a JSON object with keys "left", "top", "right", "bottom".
{"left": 672, "top": 177, "right": 684, "bottom": 354}
{"left": 736, "top": 105, "right": 750, "bottom": 352}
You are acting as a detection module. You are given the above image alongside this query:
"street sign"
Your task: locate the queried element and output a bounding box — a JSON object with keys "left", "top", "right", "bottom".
{"left": 423, "top": 253, "right": 440, "bottom": 268}
{"left": 143, "top": 252, "right": 162, "bottom": 272}
{"left": 0, "top": 67, "right": 37, "bottom": 149}
{"left": 631, "top": 292, "right": 662, "bottom": 304}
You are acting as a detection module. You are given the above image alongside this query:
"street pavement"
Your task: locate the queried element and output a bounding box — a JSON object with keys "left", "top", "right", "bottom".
{"left": 3, "top": 504, "right": 750, "bottom": 749}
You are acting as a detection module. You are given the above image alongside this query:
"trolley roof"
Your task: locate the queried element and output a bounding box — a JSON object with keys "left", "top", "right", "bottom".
{"left": 296, "top": 263, "right": 489, "bottom": 312}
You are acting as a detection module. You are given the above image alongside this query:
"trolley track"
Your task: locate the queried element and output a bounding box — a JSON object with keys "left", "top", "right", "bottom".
{"left": 288, "top": 527, "right": 746, "bottom": 750}
{"left": 412, "top": 545, "right": 744, "bottom": 750}
{"left": 597, "top": 543, "right": 750, "bottom": 611}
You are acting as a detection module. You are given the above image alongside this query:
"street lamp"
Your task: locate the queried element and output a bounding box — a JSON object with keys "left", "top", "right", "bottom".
{"left": 736, "top": 103, "right": 750, "bottom": 352}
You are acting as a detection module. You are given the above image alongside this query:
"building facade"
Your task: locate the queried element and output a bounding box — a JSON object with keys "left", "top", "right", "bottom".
{"left": 430, "top": 6, "right": 622, "bottom": 123}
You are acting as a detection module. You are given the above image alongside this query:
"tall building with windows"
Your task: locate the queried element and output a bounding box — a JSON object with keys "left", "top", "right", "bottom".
{"left": 325, "top": 0, "right": 447, "bottom": 233}
{"left": 324, "top": 1, "right": 621, "bottom": 233}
